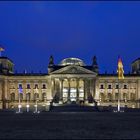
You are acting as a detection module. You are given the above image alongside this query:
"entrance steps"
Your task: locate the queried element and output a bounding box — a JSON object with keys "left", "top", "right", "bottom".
{"left": 49, "top": 104, "right": 99, "bottom": 112}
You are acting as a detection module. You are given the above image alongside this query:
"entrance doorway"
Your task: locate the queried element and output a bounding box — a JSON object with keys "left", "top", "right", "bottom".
{"left": 70, "top": 88, "right": 77, "bottom": 101}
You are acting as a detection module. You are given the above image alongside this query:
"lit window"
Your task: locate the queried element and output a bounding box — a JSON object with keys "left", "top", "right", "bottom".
{"left": 63, "top": 88, "right": 68, "bottom": 97}
{"left": 19, "top": 84, "right": 22, "bottom": 89}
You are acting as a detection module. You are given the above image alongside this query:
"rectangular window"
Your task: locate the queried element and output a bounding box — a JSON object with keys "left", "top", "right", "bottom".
{"left": 108, "top": 85, "right": 112, "bottom": 89}
{"left": 116, "top": 85, "right": 119, "bottom": 89}
{"left": 63, "top": 88, "right": 68, "bottom": 98}
{"left": 124, "top": 85, "right": 127, "bottom": 89}
{"left": 18, "top": 84, "right": 22, "bottom": 89}
{"left": 35, "top": 84, "right": 38, "bottom": 89}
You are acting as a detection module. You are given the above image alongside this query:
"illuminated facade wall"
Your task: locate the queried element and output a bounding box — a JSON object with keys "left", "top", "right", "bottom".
{"left": 0, "top": 56, "right": 140, "bottom": 109}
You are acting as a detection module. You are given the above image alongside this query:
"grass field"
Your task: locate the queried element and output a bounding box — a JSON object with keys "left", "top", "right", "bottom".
{"left": 0, "top": 111, "right": 140, "bottom": 139}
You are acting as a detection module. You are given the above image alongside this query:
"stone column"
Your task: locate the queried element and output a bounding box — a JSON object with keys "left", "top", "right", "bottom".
{"left": 60, "top": 79, "right": 63, "bottom": 101}
{"left": 23, "top": 81, "right": 26, "bottom": 101}
{"left": 84, "top": 79, "right": 88, "bottom": 103}
{"left": 76, "top": 78, "right": 79, "bottom": 102}
{"left": 94, "top": 79, "right": 99, "bottom": 100}
{"left": 105, "top": 80, "right": 107, "bottom": 101}
{"left": 51, "top": 78, "right": 55, "bottom": 98}
{"left": 31, "top": 81, "right": 34, "bottom": 101}
{"left": 90, "top": 79, "right": 94, "bottom": 97}
{"left": 136, "top": 80, "right": 140, "bottom": 108}
{"left": 39, "top": 80, "right": 42, "bottom": 101}
{"left": 83, "top": 79, "right": 86, "bottom": 101}
{"left": 68, "top": 79, "right": 71, "bottom": 102}
{"left": 4, "top": 79, "right": 8, "bottom": 109}
{"left": 112, "top": 81, "right": 115, "bottom": 102}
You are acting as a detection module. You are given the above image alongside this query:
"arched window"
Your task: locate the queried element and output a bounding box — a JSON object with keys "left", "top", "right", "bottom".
{"left": 10, "top": 93, "right": 15, "bottom": 102}
{"left": 26, "top": 93, "right": 31, "bottom": 101}
{"left": 42, "top": 84, "right": 46, "bottom": 89}
{"left": 34, "top": 93, "right": 39, "bottom": 100}
{"left": 34, "top": 84, "right": 38, "bottom": 89}
{"left": 100, "top": 84, "right": 104, "bottom": 89}
{"left": 124, "top": 85, "right": 127, "bottom": 89}
{"left": 108, "top": 85, "right": 112, "bottom": 89}
{"left": 42, "top": 93, "right": 46, "bottom": 101}
{"left": 27, "top": 84, "right": 30, "bottom": 89}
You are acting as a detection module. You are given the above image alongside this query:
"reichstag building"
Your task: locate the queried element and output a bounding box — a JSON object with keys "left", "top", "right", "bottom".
{"left": 0, "top": 54, "right": 140, "bottom": 109}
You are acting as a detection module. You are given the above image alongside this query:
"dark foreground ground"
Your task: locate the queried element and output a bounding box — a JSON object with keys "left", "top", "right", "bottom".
{"left": 0, "top": 111, "right": 140, "bottom": 139}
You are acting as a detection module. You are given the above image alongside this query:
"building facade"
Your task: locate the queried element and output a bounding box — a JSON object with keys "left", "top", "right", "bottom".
{"left": 0, "top": 55, "right": 140, "bottom": 110}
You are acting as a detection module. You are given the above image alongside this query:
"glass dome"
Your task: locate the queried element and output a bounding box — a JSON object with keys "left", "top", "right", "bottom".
{"left": 59, "top": 57, "right": 86, "bottom": 66}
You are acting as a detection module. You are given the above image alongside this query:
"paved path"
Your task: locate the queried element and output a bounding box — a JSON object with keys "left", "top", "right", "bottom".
{"left": 0, "top": 112, "right": 140, "bottom": 139}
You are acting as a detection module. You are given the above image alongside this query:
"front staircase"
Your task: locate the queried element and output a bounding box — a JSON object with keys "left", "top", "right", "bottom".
{"left": 49, "top": 103, "right": 99, "bottom": 112}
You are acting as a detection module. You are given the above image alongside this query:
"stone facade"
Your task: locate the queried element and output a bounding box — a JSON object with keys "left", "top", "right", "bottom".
{"left": 0, "top": 56, "right": 140, "bottom": 110}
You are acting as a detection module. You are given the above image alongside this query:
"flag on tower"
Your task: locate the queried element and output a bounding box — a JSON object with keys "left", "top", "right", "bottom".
{"left": 117, "top": 56, "right": 124, "bottom": 79}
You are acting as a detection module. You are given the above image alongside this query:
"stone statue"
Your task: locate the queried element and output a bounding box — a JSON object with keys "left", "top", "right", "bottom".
{"left": 49, "top": 55, "right": 54, "bottom": 66}
{"left": 92, "top": 56, "right": 99, "bottom": 73}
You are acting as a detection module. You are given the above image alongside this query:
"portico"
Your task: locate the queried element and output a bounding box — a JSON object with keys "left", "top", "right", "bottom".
{"left": 51, "top": 75, "right": 96, "bottom": 104}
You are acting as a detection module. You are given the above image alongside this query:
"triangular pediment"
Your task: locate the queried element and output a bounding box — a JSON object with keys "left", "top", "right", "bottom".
{"left": 50, "top": 65, "right": 97, "bottom": 75}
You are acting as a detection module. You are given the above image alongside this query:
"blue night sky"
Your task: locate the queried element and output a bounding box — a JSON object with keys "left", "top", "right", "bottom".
{"left": 0, "top": 1, "right": 140, "bottom": 74}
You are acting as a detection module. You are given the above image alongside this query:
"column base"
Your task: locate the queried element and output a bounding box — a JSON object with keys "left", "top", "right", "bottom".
{"left": 76, "top": 98, "right": 79, "bottom": 104}
{"left": 59, "top": 101, "right": 63, "bottom": 104}
{"left": 67, "top": 99, "right": 71, "bottom": 104}
{"left": 84, "top": 100, "right": 89, "bottom": 104}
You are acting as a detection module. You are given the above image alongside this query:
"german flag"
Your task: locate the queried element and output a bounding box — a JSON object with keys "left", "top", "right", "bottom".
{"left": 117, "top": 56, "right": 124, "bottom": 79}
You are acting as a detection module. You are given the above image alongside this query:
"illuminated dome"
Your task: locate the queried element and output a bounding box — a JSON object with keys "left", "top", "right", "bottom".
{"left": 59, "top": 57, "right": 86, "bottom": 66}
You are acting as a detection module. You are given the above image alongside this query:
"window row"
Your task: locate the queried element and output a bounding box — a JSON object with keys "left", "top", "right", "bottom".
{"left": 99, "top": 93, "right": 136, "bottom": 101}
{"left": 100, "top": 84, "right": 131, "bottom": 89}
{"left": 10, "top": 93, "right": 47, "bottom": 101}
{"left": 16, "top": 84, "right": 47, "bottom": 89}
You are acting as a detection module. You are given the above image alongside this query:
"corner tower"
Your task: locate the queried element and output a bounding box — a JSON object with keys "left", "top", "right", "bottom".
{"left": 0, "top": 47, "right": 14, "bottom": 75}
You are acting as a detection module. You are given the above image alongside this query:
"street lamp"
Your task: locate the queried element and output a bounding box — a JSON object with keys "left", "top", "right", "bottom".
{"left": 26, "top": 95, "right": 30, "bottom": 112}
{"left": 16, "top": 85, "right": 23, "bottom": 114}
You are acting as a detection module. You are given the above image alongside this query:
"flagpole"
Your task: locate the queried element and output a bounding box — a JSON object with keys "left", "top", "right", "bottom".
{"left": 18, "top": 92, "right": 21, "bottom": 113}
{"left": 26, "top": 97, "right": 29, "bottom": 112}
{"left": 17, "top": 85, "right": 22, "bottom": 113}
{"left": 117, "top": 56, "right": 124, "bottom": 112}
